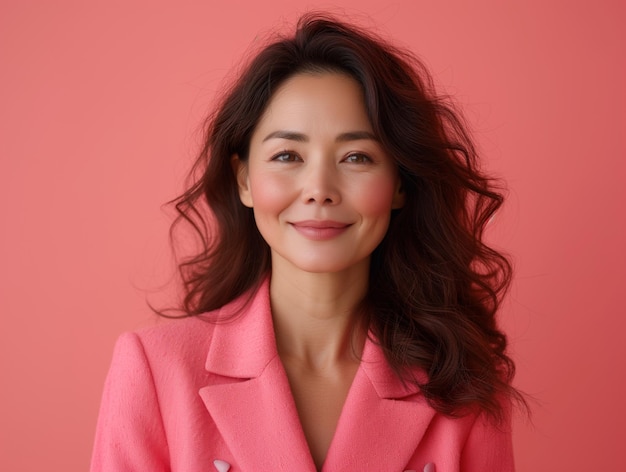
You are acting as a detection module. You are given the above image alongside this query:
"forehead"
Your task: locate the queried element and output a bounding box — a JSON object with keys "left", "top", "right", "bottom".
{"left": 252, "top": 72, "right": 373, "bottom": 137}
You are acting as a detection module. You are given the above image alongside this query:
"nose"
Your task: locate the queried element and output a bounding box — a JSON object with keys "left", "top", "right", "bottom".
{"left": 301, "top": 158, "right": 341, "bottom": 205}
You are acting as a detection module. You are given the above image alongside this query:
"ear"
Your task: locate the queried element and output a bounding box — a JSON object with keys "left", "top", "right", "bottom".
{"left": 232, "top": 154, "right": 253, "bottom": 208}
{"left": 391, "top": 178, "right": 405, "bottom": 209}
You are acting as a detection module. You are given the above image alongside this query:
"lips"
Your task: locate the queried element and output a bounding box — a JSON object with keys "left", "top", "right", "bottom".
{"left": 289, "top": 220, "right": 352, "bottom": 240}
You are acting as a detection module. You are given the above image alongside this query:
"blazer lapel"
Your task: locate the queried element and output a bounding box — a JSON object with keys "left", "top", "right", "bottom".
{"left": 322, "top": 337, "right": 436, "bottom": 471}
{"left": 198, "top": 280, "right": 316, "bottom": 471}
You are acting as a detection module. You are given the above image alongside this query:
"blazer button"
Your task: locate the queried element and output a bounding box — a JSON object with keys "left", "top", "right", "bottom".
{"left": 213, "top": 459, "right": 231, "bottom": 472}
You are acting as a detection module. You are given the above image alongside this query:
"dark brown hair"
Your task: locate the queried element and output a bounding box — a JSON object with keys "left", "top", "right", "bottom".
{"left": 169, "top": 14, "right": 522, "bottom": 420}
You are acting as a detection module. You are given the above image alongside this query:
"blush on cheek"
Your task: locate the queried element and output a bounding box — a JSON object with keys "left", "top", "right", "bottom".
{"left": 250, "top": 178, "right": 292, "bottom": 212}
{"left": 357, "top": 182, "right": 397, "bottom": 215}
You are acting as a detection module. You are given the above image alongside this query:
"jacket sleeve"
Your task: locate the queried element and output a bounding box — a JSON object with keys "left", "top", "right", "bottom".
{"left": 90, "top": 332, "right": 170, "bottom": 472}
{"left": 460, "top": 404, "right": 515, "bottom": 472}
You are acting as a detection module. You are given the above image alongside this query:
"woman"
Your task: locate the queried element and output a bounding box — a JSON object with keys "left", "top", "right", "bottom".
{"left": 91, "top": 14, "right": 523, "bottom": 472}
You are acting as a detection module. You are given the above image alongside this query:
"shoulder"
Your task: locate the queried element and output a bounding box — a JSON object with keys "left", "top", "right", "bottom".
{"left": 103, "top": 317, "right": 215, "bottom": 395}
{"left": 128, "top": 290, "right": 254, "bottom": 353}
{"left": 115, "top": 284, "right": 265, "bottom": 371}
{"left": 130, "top": 315, "right": 217, "bottom": 357}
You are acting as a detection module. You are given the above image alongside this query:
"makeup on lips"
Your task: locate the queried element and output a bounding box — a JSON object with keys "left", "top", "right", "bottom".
{"left": 289, "top": 220, "right": 352, "bottom": 240}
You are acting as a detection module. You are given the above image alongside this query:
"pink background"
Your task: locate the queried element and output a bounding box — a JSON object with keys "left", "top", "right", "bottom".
{"left": 1, "top": 1, "right": 624, "bottom": 470}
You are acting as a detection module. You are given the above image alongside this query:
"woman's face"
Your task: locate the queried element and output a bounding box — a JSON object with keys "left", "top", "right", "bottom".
{"left": 236, "top": 72, "right": 404, "bottom": 276}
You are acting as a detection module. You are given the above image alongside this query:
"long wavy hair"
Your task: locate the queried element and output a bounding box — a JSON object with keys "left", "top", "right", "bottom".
{"left": 168, "top": 14, "right": 522, "bottom": 420}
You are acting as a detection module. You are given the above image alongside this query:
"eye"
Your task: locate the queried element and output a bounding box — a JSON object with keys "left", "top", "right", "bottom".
{"left": 271, "top": 151, "right": 301, "bottom": 162}
{"left": 343, "top": 153, "right": 372, "bottom": 164}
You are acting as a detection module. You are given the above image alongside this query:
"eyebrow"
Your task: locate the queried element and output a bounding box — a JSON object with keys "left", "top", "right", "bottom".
{"left": 262, "top": 130, "right": 378, "bottom": 143}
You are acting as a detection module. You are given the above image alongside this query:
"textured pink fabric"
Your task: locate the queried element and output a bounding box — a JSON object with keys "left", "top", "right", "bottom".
{"left": 91, "top": 280, "right": 515, "bottom": 471}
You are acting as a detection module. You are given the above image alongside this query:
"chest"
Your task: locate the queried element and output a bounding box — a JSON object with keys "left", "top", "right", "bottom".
{"left": 282, "top": 360, "right": 359, "bottom": 470}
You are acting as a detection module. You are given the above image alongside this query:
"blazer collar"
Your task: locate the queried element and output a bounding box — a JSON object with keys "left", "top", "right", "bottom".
{"left": 199, "top": 278, "right": 435, "bottom": 471}
{"left": 203, "top": 278, "right": 278, "bottom": 378}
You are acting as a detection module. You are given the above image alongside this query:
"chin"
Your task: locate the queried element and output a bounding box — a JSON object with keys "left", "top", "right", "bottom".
{"left": 285, "top": 254, "right": 370, "bottom": 276}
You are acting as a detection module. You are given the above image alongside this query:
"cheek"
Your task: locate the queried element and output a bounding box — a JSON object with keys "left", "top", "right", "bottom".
{"left": 249, "top": 173, "right": 293, "bottom": 215}
{"left": 352, "top": 177, "right": 398, "bottom": 217}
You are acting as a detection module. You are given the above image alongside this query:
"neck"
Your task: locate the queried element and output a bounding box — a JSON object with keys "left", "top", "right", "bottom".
{"left": 269, "top": 260, "right": 369, "bottom": 370}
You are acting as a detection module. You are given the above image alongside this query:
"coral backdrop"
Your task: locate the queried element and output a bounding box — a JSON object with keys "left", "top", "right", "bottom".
{"left": 1, "top": 1, "right": 624, "bottom": 470}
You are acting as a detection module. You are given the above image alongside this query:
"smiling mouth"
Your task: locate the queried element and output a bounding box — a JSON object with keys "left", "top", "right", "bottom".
{"left": 289, "top": 220, "right": 352, "bottom": 240}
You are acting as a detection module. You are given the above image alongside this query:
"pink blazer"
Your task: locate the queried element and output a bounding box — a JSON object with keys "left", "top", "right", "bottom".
{"left": 91, "top": 279, "right": 515, "bottom": 471}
